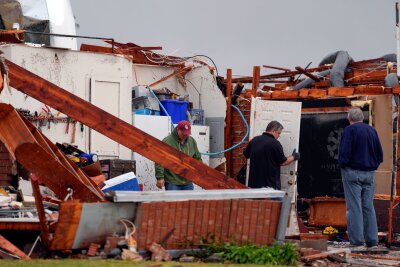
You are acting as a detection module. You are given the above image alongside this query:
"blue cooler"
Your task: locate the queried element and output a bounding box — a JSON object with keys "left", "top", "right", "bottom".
{"left": 160, "top": 100, "right": 188, "bottom": 124}
{"left": 101, "top": 172, "right": 140, "bottom": 193}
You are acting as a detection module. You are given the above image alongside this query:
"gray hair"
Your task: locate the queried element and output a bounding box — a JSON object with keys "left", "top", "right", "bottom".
{"left": 266, "top": 120, "right": 283, "bottom": 132}
{"left": 348, "top": 107, "right": 364, "bottom": 123}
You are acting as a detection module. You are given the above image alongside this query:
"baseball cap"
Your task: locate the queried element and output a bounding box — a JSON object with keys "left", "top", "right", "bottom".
{"left": 177, "top": 120, "right": 191, "bottom": 135}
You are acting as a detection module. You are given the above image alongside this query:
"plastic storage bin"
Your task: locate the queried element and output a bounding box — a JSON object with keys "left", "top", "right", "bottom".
{"left": 160, "top": 100, "right": 188, "bottom": 124}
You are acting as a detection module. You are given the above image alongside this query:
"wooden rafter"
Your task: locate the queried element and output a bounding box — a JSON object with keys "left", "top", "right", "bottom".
{"left": 295, "top": 66, "right": 321, "bottom": 82}
{"left": 148, "top": 65, "right": 193, "bottom": 87}
{"left": 5, "top": 59, "right": 246, "bottom": 190}
{"left": 0, "top": 104, "right": 105, "bottom": 202}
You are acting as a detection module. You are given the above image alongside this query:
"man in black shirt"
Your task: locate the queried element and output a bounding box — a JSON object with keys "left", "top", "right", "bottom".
{"left": 243, "top": 120, "right": 299, "bottom": 189}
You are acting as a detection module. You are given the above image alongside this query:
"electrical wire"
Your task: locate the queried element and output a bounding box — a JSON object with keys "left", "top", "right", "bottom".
{"left": 345, "top": 62, "right": 387, "bottom": 82}
{"left": 147, "top": 87, "right": 249, "bottom": 156}
{"left": 200, "top": 104, "right": 249, "bottom": 156}
{"left": 183, "top": 54, "right": 219, "bottom": 77}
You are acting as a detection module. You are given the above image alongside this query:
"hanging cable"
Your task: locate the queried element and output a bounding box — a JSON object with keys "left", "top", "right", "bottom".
{"left": 147, "top": 87, "right": 249, "bottom": 156}
{"left": 200, "top": 104, "right": 249, "bottom": 156}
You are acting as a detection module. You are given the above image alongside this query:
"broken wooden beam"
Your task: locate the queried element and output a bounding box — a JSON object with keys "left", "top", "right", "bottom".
{"left": 295, "top": 66, "right": 321, "bottom": 82}
{"left": 328, "top": 87, "right": 354, "bottom": 97}
{"left": 263, "top": 65, "right": 291, "bottom": 72}
{"left": 0, "top": 235, "right": 30, "bottom": 259}
{"left": 0, "top": 104, "right": 104, "bottom": 202}
{"left": 5, "top": 58, "right": 246, "bottom": 189}
{"left": 251, "top": 66, "right": 260, "bottom": 96}
{"left": 148, "top": 65, "right": 193, "bottom": 87}
{"left": 302, "top": 248, "right": 350, "bottom": 262}
{"left": 231, "top": 65, "right": 331, "bottom": 83}
{"left": 271, "top": 90, "right": 299, "bottom": 99}
{"left": 30, "top": 173, "right": 51, "bottom": 247}
{"left": 225, "top": 69, "right": 233, "bottom": 176}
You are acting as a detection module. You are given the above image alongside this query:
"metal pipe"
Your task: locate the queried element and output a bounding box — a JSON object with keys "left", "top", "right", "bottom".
{"left": 275, "top": 193, "right": 291, "bottom": 243}
{"left": 24, "top": 31, "right": 115, "bottom": 53}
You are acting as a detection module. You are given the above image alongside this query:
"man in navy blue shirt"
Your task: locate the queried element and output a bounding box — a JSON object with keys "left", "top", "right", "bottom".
{"left": 244, "top": 120, "right": 299, "bottom": 190}
{"left": 339, "top": 107, "right": 383, "bottom": 249}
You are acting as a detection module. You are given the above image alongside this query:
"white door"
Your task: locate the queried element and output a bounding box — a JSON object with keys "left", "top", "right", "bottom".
{"left": 248, "top": 98, "right": 302, "bottom": 200}
{"left": 90, "top": 78, "right": 120, "bottom": 158}
{"left": 248, "top": 98, "right": 302, "bottom": 236}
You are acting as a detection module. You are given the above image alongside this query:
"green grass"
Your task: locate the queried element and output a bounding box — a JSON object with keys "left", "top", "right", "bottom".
{"left": 0, "top": 260, "right": 289, "bottom": 267}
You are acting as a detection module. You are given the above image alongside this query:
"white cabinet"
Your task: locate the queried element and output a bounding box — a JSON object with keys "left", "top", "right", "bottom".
{"left": 132, "top": 114, "right": 171, "bottom": 191}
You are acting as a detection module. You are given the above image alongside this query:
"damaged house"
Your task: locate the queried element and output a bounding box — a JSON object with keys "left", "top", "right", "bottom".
{"left": 225, "top": 50, "right": 400, "bottom": 242}
{"left": 0, "top": 0, "right": 399, "bottom": 262}
{"left": 0, "top": 0, "right": 285, "bottom": 257}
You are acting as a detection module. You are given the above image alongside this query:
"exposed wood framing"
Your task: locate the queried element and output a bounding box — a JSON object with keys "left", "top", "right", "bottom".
{"left": 80, "top": 43, "right": 185, "bottom": 67}
{"left": 251, "top": 66, "right": 260, "bottom": 96}
{"left": 225, "top": 69, "right": 233, "bottom": 176}
{"left": 0, "top": 71, "right": 3, "bottom": 91}
{"left": 50, "top": 201, "right": 83, "bottom": 250}
{"left": 263, "top": 65, "right": 291, "bottom": 72}
{"left": 328, "top": 87, "right": 354, "bottom": 97}
{"left": 295, "top": 66, "right": 321, "bottom": 82}
{"left": 0, "top": 222, "right": 41, "bottom": 231}
{"left": 0, "top": 104, "right": 105, "bottom": 202}
{"left": 6, "top": 59, "right": 246, "bottom": 189}
{"left": 30, "top": 174, "right": 51, "bottom": 247}
{"left": 148, "top": 65, "right": 193, "bottom": 88}
{"left": 0, "top": 235, "right": 30, "bottom": 259}
{"left": 397, "top": 103, "right": 400, "bottom": 196}
{"left": 231, "top": 65, "right": 331, "bottom": 83}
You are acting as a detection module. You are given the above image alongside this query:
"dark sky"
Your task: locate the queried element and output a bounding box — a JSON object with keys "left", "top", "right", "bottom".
{"left": 70, "top": 0, "right": 398, "bottom": 76}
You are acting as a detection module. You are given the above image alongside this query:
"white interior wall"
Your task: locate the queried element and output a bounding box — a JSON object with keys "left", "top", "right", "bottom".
{"left": 0, "top": 44, "right": 133, "bottom": 159}
{"left": 133, "top": 64, "right": 226, "bottom": 118}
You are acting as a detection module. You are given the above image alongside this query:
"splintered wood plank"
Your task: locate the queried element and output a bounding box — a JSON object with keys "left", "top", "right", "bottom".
{"left": 271, "top": 90, "right": 299, "bottom": 99}
{"left": 308, "top": 89, "right": 327, "bottom": 98}
{"left": 0, "top": 235, "right": 30, "bottom": 259}
{"left": 30, "top": 174, "right": 50, "bottom": 247}
{"left": 225, "top": 69, "right": 233, "bottom": 176}
{"left": 50, "top": 201, "right": 83, "bottom": 250}
{"left": 295, "top": 66, "right": 320, "bottom": 81}
{"left": 20, "top": 115, "right": 104, "bottom": 198}
{"left": 328, "top": 87, "right": 354, "bottom": 97}
{"left": 252, "top": 66, "right": 260, "bottom": 97}
{"left": 0, "top": 104, "right": 103, "bottom": 202}
{"left": 393, "top": 86, "right": 400, "bottom": 94}
{"left": 0, "top": 70, "right": 3, "bottom": 92}
{"left": 6, "top": 59, "right": 245, "bottom": 189}
{"left": 149, "top": 65, "right": 192, "bottom": 87}
{"left": 298, "top": 89, "right": 309, "bottom": 98}
{"left": 354, "top": 85, "right": 385, "bottom": 95}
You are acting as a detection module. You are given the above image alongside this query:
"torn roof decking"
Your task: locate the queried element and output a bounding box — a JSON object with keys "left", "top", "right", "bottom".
{"left": 3, "top": 57, "right": 245, "bottom": 190}
{"left": 229, "top": 57, "right": 397, "bottom": 100}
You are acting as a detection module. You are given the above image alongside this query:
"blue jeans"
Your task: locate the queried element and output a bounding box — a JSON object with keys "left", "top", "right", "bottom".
{"left": 165, "top": 182, "right": 194, "bottom": 191}
{"left": 341, "top": 167, "right": 378, "bottom": 247}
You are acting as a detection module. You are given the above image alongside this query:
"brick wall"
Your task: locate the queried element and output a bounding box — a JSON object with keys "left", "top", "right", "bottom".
{"left": 134, "top": 198, "right": 281, "bottom": 250}
{"left": 230, "top": 98, "right": 251, "bottom": 178}
{"left": 0, "top": 142, "right": 17, "bottom": 188}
